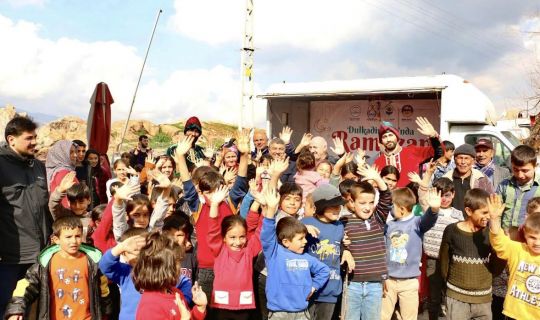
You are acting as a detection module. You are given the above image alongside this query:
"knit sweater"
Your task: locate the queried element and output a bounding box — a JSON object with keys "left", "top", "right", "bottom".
{"left": 439, "top": 223, "right": 505, "bottom": 303}
{"left": 344, "top": 189, "right": 392, "bottom": 282}
{"left": 423, "top": 207, "right": 464, "bottom": 259}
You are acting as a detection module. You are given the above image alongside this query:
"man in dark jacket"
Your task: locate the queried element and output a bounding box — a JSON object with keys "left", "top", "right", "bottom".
{"left": 0, "top": 116, "right": 52, "bottom": 317}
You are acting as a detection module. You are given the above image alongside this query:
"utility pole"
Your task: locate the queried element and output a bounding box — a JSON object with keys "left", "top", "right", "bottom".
{"left": 239, "top": 0, "right": 255, "bottom": 129}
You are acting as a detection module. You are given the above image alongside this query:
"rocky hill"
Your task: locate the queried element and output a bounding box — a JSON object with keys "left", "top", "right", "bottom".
{"left": 0, "top": 105, "right": 239, "bottom": 156}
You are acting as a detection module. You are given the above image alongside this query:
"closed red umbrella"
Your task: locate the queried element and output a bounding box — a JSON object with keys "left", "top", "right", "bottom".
{"left": 87, "top": 82, "right": 114, "bottom": 155}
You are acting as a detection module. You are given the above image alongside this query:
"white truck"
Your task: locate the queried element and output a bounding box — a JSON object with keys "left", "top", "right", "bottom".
{"left": 258, "top": 74, "right": 520, "bottom": 168}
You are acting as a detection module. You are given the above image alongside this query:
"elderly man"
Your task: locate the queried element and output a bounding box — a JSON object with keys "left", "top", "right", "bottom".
{"left": 474, "top": 138, "right": 510, "bottom": 189}
{"left": 443, "top": 144, "right": 494, "bottom": 211}
{"left": 374, "top": 117, "right": 443, "bottom": 187}
{"left": 0, "top": 116, "right": 51, "bottom": 316}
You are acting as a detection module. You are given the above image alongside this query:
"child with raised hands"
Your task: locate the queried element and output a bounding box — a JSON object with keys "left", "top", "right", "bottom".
{"left": 329, "top": 152, "right": 358, "bottom": 186}
{"left": 49, "top": 171, "right": 93, "bottom": 242}
{"left": 381, "top": 187, "right": 441, "bottom": 320}
{"left": 134, "top": 231, "right": 207, "bottom": 320}
{"left": 439, "top": 189, "right": 505, "bottom": 320}
{"left": 488, "top": 194, "right": 540, "bottom": 319}
{"left": 261, "top": 187, "right": 330, "bottom": 320}
{"left": 99, "top": 228, "right": 193, "bottom": 320}
{"left": 174, "top": 130, "right": 250, "bottom": 311}
{"left": 343, "top": 164, "right": 392, "bottom": 320}
{"left": 206, "top": 185, "right": 263, "bottom": 319}
{"left": 174, "top": 129, "right": 250, "bottom": 219}
{"left": 111, "top": 170, "right": 170, "bottom": 240}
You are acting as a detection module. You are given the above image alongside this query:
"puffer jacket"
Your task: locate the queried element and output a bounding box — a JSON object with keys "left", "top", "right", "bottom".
{"left": 0, "top": 142, "right": 52, "bottom": 264}
{"left": 4, "top": 244, "right": 111, "bottom": 320}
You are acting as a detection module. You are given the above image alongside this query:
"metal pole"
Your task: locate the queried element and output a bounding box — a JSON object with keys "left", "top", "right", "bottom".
{"left": 116, "top": 9, "right": 162, "bottom": 153}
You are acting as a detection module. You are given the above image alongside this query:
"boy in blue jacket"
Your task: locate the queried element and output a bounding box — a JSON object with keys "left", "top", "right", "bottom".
{"left": 261, "top": 188, "right": 330, "bottom": 320}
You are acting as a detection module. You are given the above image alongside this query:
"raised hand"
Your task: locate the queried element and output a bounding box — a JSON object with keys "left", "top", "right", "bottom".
{"left": 120, "top": 235, "right": 146, "bottom": 256}
{"left": 357, "top": 164, "right": 381, "bottom": 182}
{"left": 408, "top": 172, "right": 423, "bottom": 186}
{"left": 330, "top": 136, "right": 346, "bottom": 156}
{"left": 269, "top": 157, "right": 290, "bottom": 175}
{"left": 263, "top": 187, "right": 280, "bottom": 211}
{"left": 354, "top": 149, "right": 367, "bottom": 167}
{"left": 115, "top": 183, "right": 140, "bottom": 201}
{"left": 416, "top": 117, "right": 438, "bottom": 138}
{"left": 58, "top": 171, "right": 77, "bottom": 193}
{"left": 176, "top": 136, "right": 195, "bottom": 157}
{"left": 299, "top": 133, "right": 313, "bottom": 148}
{"left": 211, "top": 185, "right": 229, "bottom": 205}
{"left": 426, "top": 188, "right": 442, "bottom": 212}
{"left": 193, "top": 157, "right": 205, "bottom": 168}
{"left": 279, "top": 126, "right": 293, "bottom": 145}
{"left": 223, "top": 167, "right": 238, "bottom": 185}
{"left": 126, "top": 166, "right": 138, "bottom": 176}
{"left": 202, "top": 145, "right": 216, "bottom": 160}
{"left": 487, "top": 194, "right": 505, "bottom": 220}
{"left": 145, "top": 152, "right": 155, "bottom": 165}
{"left": 151, "top": 170, "right": 172, "bottom": 189}
{"left": 236, "top": 128, "right": 251, "bottom": 154}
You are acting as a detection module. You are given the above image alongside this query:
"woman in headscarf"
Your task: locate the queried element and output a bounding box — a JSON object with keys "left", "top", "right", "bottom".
{"left": 46, "top": 139, "right": 78, "bottom": 207}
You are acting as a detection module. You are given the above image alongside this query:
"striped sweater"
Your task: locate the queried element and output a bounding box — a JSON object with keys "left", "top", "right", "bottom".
{"left": 344, "top": 189, "right": 392, "bottom": 282}
{"left": 423, "top": 207, "right": 464, "bottom": 258}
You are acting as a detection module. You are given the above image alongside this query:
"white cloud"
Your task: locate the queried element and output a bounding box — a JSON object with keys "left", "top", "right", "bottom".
{"left": 169, "top": 0, "right": 385, "bottom": 51}
{"left": 0, "top": 13, "right": 264, "bottom": 127}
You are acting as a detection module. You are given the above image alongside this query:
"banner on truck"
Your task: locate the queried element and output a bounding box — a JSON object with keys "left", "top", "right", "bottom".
{"left": 310, "top": 100, "right": 441, "bottom": 159}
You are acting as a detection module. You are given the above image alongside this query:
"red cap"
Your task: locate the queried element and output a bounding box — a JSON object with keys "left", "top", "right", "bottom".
{"left": 474, "top": 138, "right": 493, "bottom": 150}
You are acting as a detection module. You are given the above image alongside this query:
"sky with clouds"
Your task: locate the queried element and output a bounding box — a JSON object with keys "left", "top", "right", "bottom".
{"left": 0, "top": 0, "right": 539, "bottom": 127}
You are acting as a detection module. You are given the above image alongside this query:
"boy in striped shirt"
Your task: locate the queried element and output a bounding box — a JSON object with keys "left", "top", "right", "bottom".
{"left": 343, "top": 166, "right": 392, "bottom": 320}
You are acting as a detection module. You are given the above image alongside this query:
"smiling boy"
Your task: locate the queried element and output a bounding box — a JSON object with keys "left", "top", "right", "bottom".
{"left": 439, "top": 189, "right": 505, "bottom": 320}
{"left": 261, "top": 188, "right": 330, "bottom": 320}
{"left": 5, "top": 216, "right": 110, "bottom": 320}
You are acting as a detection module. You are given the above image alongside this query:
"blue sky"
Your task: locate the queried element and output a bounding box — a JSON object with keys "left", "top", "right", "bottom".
{"left": 0, "top": 0, "right": 539, "bottom": 126}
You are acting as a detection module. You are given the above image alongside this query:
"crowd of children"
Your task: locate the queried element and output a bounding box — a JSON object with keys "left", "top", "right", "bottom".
{"left": 3, "top": 114, "right": 540, "bottom": 320}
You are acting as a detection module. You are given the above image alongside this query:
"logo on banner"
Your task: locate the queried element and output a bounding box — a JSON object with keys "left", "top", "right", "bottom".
{"left": 385, "top": 103, "right": 394, "bottom": 116}
{"left": 367, "top": 101, "right": 381, "bottom": 121}
{"left": 401, "top": 105, "right": 414, "bottom": 119}
{"left": 350, "top": 105, "right": 361, "bottom": 118}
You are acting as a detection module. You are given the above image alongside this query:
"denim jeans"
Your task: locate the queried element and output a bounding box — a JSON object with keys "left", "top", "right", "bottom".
{"left": 345, "top": 281, "right": 383, "bottom": 320}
